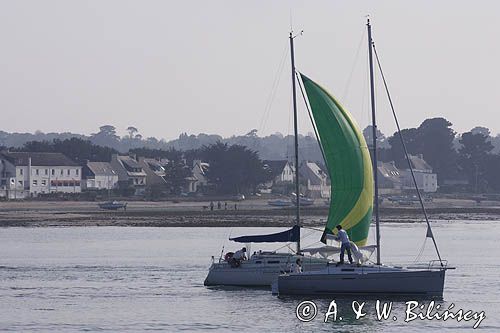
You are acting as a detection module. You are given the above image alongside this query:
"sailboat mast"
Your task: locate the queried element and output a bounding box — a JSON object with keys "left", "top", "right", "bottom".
{"left": 367, "top": 18, "right": 381, "bottom": 265}
{"left": 290, "top": 32, "right": 301, "bottom": 254}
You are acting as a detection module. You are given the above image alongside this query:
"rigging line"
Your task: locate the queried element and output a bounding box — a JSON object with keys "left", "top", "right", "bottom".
{"left": 372, "top": 42, "right": 444, "bottom": 266}
{"left": 413, "top": 237, "right": 428, "bottom": 263}
{"left": 342, "top": 28, "right": 367, "bottom": 101}
{"left": 259, "top": 43, "right": 289, "bottom": 133}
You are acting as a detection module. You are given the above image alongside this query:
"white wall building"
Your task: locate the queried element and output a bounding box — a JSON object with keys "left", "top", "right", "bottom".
{"left": 401, "top": 154, "right": 438, "bottom": 193}
{"left": 82, "top": 161, "right": 118, "bottom": 190}
{"left": 0, "top": 152, "right": 82, "bottom": 199}
{"left": 299, "top": 161, "right": 331, "bottom": 198}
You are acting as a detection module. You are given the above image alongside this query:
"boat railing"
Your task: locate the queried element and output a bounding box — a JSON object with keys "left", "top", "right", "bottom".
{"left": 406, "top": 260, "right": 449, "bottom": 270}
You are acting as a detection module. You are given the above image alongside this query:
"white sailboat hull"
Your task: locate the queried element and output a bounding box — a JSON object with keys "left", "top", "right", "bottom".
{"left": 204, "top": 253, "right": 328, "bottom": 287}
{"left": 276, "top": 264, "right": 446, "bottom": 297}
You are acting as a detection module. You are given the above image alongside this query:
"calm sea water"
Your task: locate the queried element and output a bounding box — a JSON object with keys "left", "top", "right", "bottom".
{"left": 0, "top": 221, "right": 499, "bottom": 332}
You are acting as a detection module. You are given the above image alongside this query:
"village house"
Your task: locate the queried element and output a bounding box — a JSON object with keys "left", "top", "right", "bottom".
{"left": 261, "top": 160, "right": 295, "bottom": 194}
{"left": 138, "top": 157, "right": 169, "bottom": 193}
{"left": 110, "top": 154, "right": 147, "bottom": 195}
{"left": 401, "top": 154, "right": 438, "bottom": 193}
{"left": 263, "top": 160, "right": 295, "bottom": 183}
{"left": 377, "top": 161, "right": 403, "bottom": 195}
{"left": 299, "top": 161, "right": 330, "bottom": 198}
{"left": 81, "top": 161, "right": 118, "bottom": 190}
{"left": 186, "top": 159, "right": 209, "bottom": 193}
{"left": 0, "top": 151, "right": 82, "bottom": 199}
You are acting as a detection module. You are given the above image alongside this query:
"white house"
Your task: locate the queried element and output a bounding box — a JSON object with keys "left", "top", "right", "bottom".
{"left": 263, "top": 160, "right": 295, "bottom": 184}
{"left": 0, "top": 151, "right": 82, "bottom": 199}
{"left": 299, "top": 161, "right": 330, "bottom": 198}
{"left": 82, "top": 161, "right": 118, "bottom": 190}
{"left": 401, "top": 154, "right": 438, "bottom": 193}
{"left": 188, "top": 159, "right": 209, "bottom": 193}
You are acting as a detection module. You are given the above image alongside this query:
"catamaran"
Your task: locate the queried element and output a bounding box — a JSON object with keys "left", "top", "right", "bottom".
{"left": 274, "top": 19, "right": 451, "bottom": 297}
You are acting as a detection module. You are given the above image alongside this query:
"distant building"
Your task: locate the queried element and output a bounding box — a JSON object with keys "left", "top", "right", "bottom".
{"left": 0, "top": 151, "right": 82, "bottom": 199}
{"left": 82, "top": 161, "right": 118, "bottom": 190}
{"left": 377, "top": 161, "right": 403, "bottom": 194}
{"left": 299, "top": 161, "right": 330, "bottom": 198}
{"left": 110, "top": 154, "right": 147, "bottom": 195}
{"left": 401, "top": 154, "right": 438, "bottom": 193}
{"left": 188, "top": 160, "right": 209, "bottom": 193}
{"left": 263, "top": 160, "right": 295, "bottom": 184}
{"left": 138, "top": 157, "right": 169, "bottom": 192}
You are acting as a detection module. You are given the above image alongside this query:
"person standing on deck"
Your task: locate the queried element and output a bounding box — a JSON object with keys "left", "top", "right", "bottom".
{"left": 335, "top": 225, "right": 353, "bottom": 264}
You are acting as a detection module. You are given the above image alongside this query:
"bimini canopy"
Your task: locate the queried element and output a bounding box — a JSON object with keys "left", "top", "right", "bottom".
{"left": 300, "top": 73, "right": 374, "bottom": 246}
{"left": 229, "top": 225, "right": 300, "bottom": 243}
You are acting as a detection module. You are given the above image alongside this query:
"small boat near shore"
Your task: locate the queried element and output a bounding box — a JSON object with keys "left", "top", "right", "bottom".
{"left": 98, "top": 201, "right": 127, "bottom": 211}
{"left": 267, "top": 199, "right": 293, "bottom": 207}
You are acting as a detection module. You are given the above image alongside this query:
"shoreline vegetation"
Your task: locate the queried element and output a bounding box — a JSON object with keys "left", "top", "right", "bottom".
{"left": 1, "top": 198, "right": 500, "bottom": 228}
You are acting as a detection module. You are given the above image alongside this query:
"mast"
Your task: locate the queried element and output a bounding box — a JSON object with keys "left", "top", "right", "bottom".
{"left": 290, "top": 31, "right": 301, "bottom": 254}
{"left": 367, "top": 18, "right": 381, "bottom": 265}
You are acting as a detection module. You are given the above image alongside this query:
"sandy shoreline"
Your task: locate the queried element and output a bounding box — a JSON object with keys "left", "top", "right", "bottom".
{"left": 1, "top": 199, "right": 500, "bottom": 227}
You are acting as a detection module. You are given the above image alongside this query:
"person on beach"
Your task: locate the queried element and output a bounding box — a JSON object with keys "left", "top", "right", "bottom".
{"left": 335, "top": 225, "right": 353, "bottom": 264}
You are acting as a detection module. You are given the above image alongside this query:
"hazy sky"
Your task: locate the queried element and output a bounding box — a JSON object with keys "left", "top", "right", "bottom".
{"left": 1, "top": 1, "right": 499, "bottom": 140}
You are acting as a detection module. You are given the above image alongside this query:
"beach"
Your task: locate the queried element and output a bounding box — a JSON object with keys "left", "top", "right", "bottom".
{"left": 1, "top": 198, "right": 500, "bottom": 227}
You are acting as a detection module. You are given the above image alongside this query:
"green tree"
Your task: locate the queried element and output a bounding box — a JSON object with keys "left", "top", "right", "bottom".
{"left": 458, "top": 131, "right": 494, "bottom": 192}
{"left": 200, "top": 142, "right": 272, "bottom": 195}
{"left": 164, "top": 158, "right": 191, "bottom": 195}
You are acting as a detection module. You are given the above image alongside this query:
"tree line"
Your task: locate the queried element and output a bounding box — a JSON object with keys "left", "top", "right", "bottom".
{"left": 3, "top": 117, "right": 500, "bottom": 193}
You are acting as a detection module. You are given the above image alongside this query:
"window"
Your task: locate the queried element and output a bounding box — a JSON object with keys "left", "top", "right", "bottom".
{"left": 76, "top": 169, "right": 79, "bottom": 176}
{"left": 19, "top": 169, "right": 23, "bottom": 175}
{"left": 67, "top": 169, "right": 70, "bottom": 176}
{"left": 36, "top": 169, "right": 39, "bottom": 175}
{"left": 60, "top": 169, "right": 63, "bottom": 176}
{"left": 33, "top": 180, "right": 38, "bottom": 186}
{"left": 18, "top": 180, "right": 23, "bottom": 186}
{"left": 41, "top": 180, "right": 46, "bottom": 186}
{"left": 52, "top": 169, "right": 55, "bottom": 176}
{"left": 45, "top": 169, "right": 48, "bottom": 175}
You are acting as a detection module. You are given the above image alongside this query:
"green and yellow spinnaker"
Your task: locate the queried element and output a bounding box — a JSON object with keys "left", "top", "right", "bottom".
{"left": 300, "top": 73, "right": 373, "bottom": 246}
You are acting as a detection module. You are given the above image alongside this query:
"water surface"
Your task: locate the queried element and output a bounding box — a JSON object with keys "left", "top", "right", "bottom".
{"left": 0, "top": 221, "right": 499, "bottom": 332}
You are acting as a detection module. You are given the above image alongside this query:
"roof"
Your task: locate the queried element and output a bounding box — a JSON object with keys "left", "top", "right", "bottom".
{"left": 299, "top": 161, "right": 327, "bottom": 185}
{"left": 263, "top": 160, "right": 290, "bottom": 178}
{"left": 377, "top": 161, "right": 402, "bottom": 188}
{"left": 86, "top": 162, "right": 116, "bottom": 176}
{"left": 408, "top": 154, "right": 432, "bottom": 171}
{"left": 0, "top": 151, "right": 79, "bottom": 167}
{"left": 142, "top": 158, "right": 165, "bottom": 172}
{"left": 119, "top": 156, "right": 142, "bottom": 169}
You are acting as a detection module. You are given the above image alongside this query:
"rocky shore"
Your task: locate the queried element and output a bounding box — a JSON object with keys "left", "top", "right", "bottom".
{"left": 1, "top": 199, "right": 500, "bottom": 227}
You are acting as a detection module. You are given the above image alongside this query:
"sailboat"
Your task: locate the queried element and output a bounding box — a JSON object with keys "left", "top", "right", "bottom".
{"left": 274, "top": 19, "right": 450, "bottom": 297}
{"left": 204, "top": 31, "right": 342, "bottom": 287}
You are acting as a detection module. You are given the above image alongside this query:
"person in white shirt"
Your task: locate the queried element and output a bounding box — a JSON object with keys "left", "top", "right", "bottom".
{"left": 229, "top": 247, "right": 247, "bottom": 268}
{"left": 335, "top": 225, "right": 353, "bottom": 264}
{"left": 233, "top": 247, "right": 247, "bottom": 261}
